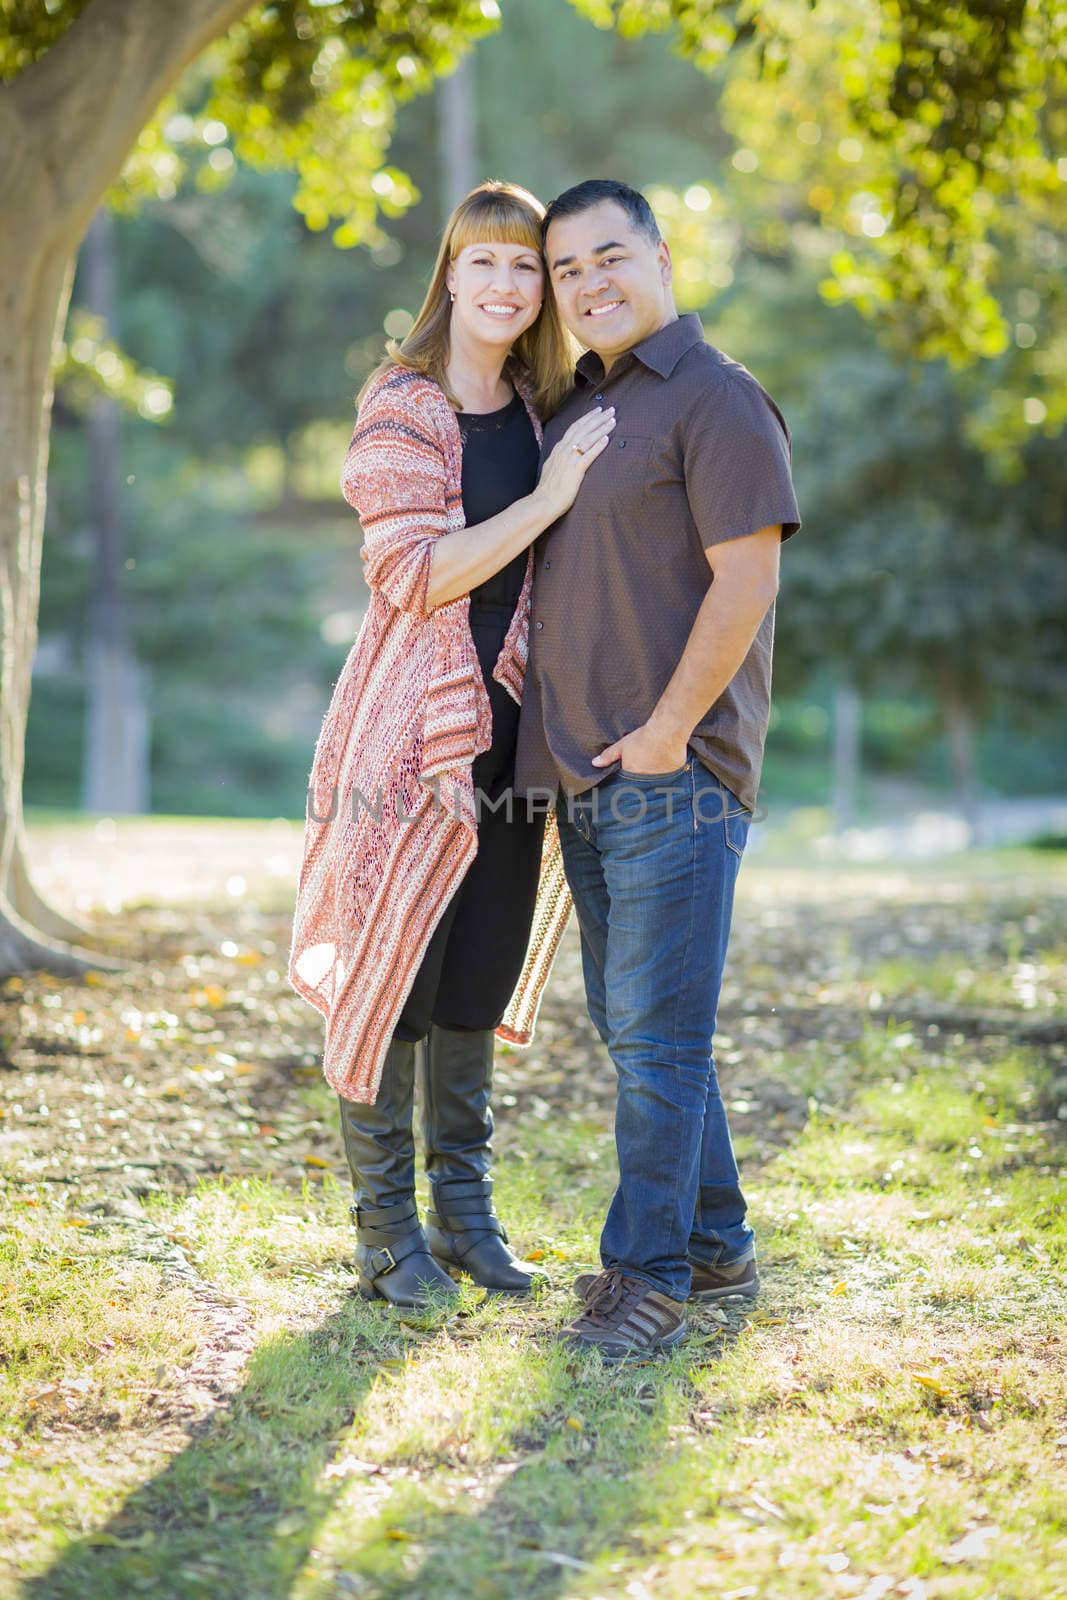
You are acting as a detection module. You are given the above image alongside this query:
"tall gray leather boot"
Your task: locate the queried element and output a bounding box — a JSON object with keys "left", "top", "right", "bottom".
{"left": 338, "top": 1036, "right": 458, "bottom": 1309}
{"left": 419, "top": 1024, "right": 547, "bottom": 1296}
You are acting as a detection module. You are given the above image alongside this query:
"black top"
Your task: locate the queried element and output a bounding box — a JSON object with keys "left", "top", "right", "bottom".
{"left": 457, "top": 390, "right": 539, "bottom": 619}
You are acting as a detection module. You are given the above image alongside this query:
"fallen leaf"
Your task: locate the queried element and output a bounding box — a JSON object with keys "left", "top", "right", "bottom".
{"left": 944, "top": 1524, "right": 998, "bottom": 1563}
{"left": 528, "top": 1551, "right": 592, "bottom": 1572}
{"left": 304, "top": 1155, "right": 330, "bottom": 1169}
{"left": 911, "top": 1371, "right": 953, "bottom": 1399}
{"left": 749, "top": 1490, "right": 787, "bottom": 1520}
{"left": 856, "top": 1579, "right": 895, "bottom": 1600}
{"left": 564, "top": 1417, "right": 584, "bottom": 1433}
{"left": 830, "top": 1280, "right": 848, "bottom": 1296}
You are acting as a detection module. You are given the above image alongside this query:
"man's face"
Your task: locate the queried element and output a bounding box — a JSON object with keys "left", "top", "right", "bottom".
{"left": 545, "top": 200, "right": 674, "bottom": 366}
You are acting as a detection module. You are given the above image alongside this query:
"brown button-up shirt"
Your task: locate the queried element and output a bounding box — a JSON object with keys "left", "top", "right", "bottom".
{"left": 514, "top": 313, "right": 801, "bottom": 812}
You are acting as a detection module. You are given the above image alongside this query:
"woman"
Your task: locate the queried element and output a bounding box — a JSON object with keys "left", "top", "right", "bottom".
{"left": 289, "top": 181, "right": 614, "bottom": 1309}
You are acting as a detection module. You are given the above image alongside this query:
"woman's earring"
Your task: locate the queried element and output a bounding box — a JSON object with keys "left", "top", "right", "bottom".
{"left": 449, "top": 291, "right": 455, "bottom": 302}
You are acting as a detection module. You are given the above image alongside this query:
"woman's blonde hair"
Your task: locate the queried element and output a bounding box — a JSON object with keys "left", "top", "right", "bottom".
{"left": 359, "top": 180, "right": 574, "bottom": 419}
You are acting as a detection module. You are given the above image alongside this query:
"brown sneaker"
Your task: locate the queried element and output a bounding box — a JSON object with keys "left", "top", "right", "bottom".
{"left": 573, "top": 1257, "right": 759, "bottom": 1304}
{"left": 561, "top": 1268, "right": 686, "bottom": 1362}
{"left": 690, "top": 1256, "right": 759, "bottom": 1302}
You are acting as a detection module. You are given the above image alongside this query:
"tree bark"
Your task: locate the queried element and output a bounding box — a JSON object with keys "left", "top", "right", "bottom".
{"left": 0, "top": 0, "right": 253, "bottom": 977}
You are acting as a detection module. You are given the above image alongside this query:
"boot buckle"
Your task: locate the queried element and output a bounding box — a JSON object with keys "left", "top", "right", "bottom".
{"left": 369, "top": 1245, "right": 397, "bottom": 1277}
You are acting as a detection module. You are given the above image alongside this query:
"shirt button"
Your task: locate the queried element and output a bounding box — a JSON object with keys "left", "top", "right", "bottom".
{"left": 536, "top": 621, "right": 544, "bottom": 630}
{"left": 544, "top": 560, "right": 551, "bottom": 570}
{"left": 594, "top": 392, "right": 604, "bottom": 402}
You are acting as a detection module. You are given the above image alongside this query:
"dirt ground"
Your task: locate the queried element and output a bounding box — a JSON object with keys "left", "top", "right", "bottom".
{"left": 5, "top": 819, "right": 1063, "bottom": 1211}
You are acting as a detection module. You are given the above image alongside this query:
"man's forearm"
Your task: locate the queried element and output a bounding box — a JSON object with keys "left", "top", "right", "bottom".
{"left": 647, "top": 576, "right": 778, "bottom": 747}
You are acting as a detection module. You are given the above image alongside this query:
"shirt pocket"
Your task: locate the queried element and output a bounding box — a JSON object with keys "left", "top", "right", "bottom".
{"left": 603, "top": 434, "right": 655, "bottom": 495}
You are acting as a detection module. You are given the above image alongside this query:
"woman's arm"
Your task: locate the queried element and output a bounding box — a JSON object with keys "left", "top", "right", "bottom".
{"left": 344, "top": 379, "right": 613, "bottom": 617}
{"left": 426, "top": 406, "right": 616, "bottom": 609}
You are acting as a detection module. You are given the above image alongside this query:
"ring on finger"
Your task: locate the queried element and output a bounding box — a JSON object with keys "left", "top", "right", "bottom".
{"left": 572, "top": 444, "right": 585, "bottom": 456}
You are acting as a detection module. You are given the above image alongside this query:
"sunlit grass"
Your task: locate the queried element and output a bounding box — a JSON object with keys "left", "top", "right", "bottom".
{"left": 4, "top": 1028, "right": 1063, "bottom": 1600}
{"left": 4, "top": 815, "right": 1067, "bottom": 1600}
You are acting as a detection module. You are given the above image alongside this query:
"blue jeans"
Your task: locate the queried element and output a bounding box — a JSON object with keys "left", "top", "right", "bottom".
{"left": 556, "top": 757, "right": 755, "bottom": 1301}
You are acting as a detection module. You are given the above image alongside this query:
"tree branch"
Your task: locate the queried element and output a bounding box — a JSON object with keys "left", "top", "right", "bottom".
{"left": 3, "top": 0, "right": 254, "bottom": 240}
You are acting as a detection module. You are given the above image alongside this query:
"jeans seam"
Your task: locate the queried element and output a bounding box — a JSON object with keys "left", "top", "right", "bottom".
{"left": 670, "top": 769, "right": 701, "bottom": 1263}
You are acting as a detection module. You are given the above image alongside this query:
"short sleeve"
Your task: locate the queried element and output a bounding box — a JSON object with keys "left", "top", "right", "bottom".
{"left": 683, "top": 372, "right": 801, "bottom": 549}
{"left": 341, "top": 376, "right": 450, "bottom": 618}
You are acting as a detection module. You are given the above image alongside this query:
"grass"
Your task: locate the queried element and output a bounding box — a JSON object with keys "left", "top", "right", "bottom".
{"left": 1, "top": 840, "right": 1065, "bottom": 1599}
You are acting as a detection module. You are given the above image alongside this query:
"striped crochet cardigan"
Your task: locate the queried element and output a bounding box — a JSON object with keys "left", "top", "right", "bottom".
{"left": 288, "top": 365, "right": 572, "bottom": 1104}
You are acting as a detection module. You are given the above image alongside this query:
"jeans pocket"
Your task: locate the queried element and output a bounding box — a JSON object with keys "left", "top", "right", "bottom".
{"left": 722, "top": 783, "right": 752, "bottom": 859}
{"left": 617, "top": 759, "right": 692, "bottom": 783}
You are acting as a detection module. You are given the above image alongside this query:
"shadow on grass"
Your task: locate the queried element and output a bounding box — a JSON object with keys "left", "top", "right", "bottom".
{"left": 20, "top": 1287, "right": 708, "bottom": 1600}
{"left": 19, "top": 1301, "right": 381, "bottom": 1600}
{"left": 327, "top": 1346, "right": 707, "bottom": 1600}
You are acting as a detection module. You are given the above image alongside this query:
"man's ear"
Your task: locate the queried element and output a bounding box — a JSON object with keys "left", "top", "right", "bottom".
{"left": 659, "top": 240, "right": 673, "bottom": 287}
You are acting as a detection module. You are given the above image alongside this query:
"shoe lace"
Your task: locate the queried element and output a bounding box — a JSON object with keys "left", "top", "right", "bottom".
{"left": 580, "top": 1268, "right": 637, "bottom": 1327}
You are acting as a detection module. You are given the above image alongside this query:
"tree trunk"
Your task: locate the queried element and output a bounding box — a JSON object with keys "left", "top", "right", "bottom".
{"left": 81, "top": 209, "right": 151, "bottom": 818}
{"left": 437, "top": 55, "right": 478, "bottom": 220}
{"left": 941, "top": 686, "right": 985, "bottom": 846}
{"left": 831, "top": 680, "right": 862, "bottom": 833}
{"left": 0, "top": 0, "right": 253, "bottom": 979}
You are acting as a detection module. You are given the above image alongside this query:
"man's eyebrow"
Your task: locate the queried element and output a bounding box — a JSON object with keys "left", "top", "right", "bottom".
{"left": 550, "top": 239, "right": 627, "bottom": 272}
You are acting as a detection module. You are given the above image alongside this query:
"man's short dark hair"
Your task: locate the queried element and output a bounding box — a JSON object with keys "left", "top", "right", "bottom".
{"left": 542, "top": 179, "right": 662, "bottom": 245}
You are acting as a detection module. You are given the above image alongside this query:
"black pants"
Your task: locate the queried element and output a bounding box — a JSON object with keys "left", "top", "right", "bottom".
{"left": 395, "top": 610, "right": 545, "bottom": 1041}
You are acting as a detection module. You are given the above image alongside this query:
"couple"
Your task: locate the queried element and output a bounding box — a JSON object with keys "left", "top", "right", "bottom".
{"left": 289, "top": 177, "right": 801, "bottom": 1363}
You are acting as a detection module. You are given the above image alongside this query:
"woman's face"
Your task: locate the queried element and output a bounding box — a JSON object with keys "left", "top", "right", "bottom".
{"left": 445, "top": 240, "right": 544, "bottom": 350}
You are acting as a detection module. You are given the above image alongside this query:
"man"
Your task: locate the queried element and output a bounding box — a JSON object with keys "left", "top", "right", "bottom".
{"left": 515, "top": 179, "right": 801, "bottom": 1361}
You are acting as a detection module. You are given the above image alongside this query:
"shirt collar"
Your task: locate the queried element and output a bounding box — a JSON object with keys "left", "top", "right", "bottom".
{"left": 575, "top": 312, "right": 705, "bottom": 386}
